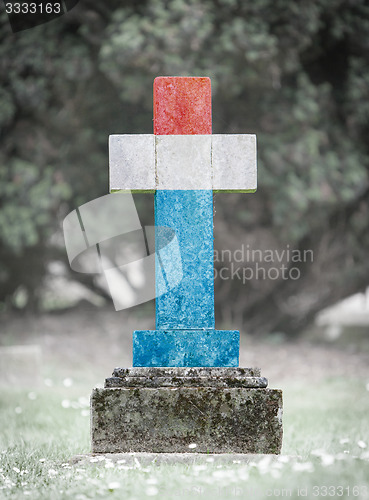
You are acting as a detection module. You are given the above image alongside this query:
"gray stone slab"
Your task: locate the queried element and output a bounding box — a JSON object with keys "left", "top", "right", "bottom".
{"left": 156, "top": 135, "right": 212, "bottom": 190}
{"left": 91, "top": 386, "right": 283, "bottom": 454}
{"left": 109, "top": 134, "right": 155, "bottom": 192}
{"left": 108, "top": 133, "right": 257, "bottom": 193}
{"left": 105, "top": 375, "right": 268, "bottom": 388}
{"left": 212, "top": 134, "right": 257, "bottom": 192}
{"left": 112, "top": 367, "right": 261, "bottom": 377}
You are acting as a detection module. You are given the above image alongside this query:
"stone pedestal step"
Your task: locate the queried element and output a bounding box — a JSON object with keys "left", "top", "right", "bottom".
{"left": 112, "top": 367, "right": 261, "bottom": 377}
{"left": 107, "top": 366, "right": 267, "bottom": 388}
{"left": 105, "top": 375, "right": 268, "bottom": 388}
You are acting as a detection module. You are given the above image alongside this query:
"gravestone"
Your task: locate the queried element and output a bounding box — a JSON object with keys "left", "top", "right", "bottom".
{"left": 91, "top": 77, "right": 283, "bottom": 453}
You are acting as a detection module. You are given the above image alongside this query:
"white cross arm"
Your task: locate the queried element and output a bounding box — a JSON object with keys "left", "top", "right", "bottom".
{"left": 109, "top": 134, "right": 257, "bottom": 193}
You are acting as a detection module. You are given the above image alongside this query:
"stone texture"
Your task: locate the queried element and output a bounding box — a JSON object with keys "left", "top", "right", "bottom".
{"left": 212, "top": 134, "right": 257, "bottom": 192}
{"left": 153, "top": 77, "right": 212, "bottom": 135}
{"left": 155, "top": 135, "right": 212, "bottom": 190}
{"left": 108, "top": 367, "right": 265, "bottom": 388}
{"left": 112, "top": 367, "right": 261, "bottom": 377}
{"left": 91, "top": 385, "right": 283, "bottom": 454}
{"left": 109, "top": 134, "right": 155, "bottom": 192}
{"left": 133, "top": 330, "right": 239, "bottom": 367}
{"left": 155, "top": 190, "right": 215, "bottom": 330}
{"left": 105, "top": 375, "right": 268, "bottom": 388}
{"left": 108, "top": 133, "right": 257, "bottom": 192}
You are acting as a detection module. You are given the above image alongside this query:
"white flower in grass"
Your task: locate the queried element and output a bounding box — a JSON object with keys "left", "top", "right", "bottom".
{"left": 188, "top": 443, "right": 197, "bottom": 449}
{"left": 212, "top": 469, "right": 226, "bottom": 478}
{"left": 13, "top": 467, "right": 20, "bottom": 474}
{"left": 90, "top": 458, "right": 99, "bottom": 463}
{"left": 238, "top": 467, "right": 249, "bottom": 481}
{"left": 116, "top": 459, "right": 126, "bottom": 464}
{"left": 61, "top": 400, "right": 70, "bottom": 409}
{"left": 108, "top": 482, "right": 121, "bottom": 491}
{"left": 63, "top": 378, "right": 73, "bottom": 387}
{"left": 81, "top": 410, "right": 89, "bottom": 417}
{"left": 78, "top": 396, "right": 89, "bottom": 407}
{"left": 339, "top": 438, "right": 349, "bottom": 445}
{"left": 272, "top": 461, "right": 283, "bottom": 470}
{"left": 335, "top": 453, "right": 349, "bottom": 460}
{"left": 311, "top": 449, "right": 325, "bottom": 457}
{"left": 292, "top": 462, "right": 314, "bottom": 472}
{"left": 146, "top": 486, "right": 159, "bottom": 496}
{"left": 15, "top": 407, "right": 22, "bottom": 414}
{"left": 104, "top": 462, "right": 114, "bottom": 469}
{"left": 321, "top": 454, "right": 335, "bottom": 467}
{"left": 193, "top": 464, "right": 207, "bottom": 472}
{"left": 271, "top": 468, "right": 281, "bottom": 479}
{"left": 48, "top": 469, "right": 58, "bottom": 477}
{"left": 358, "top": 440, "right": 367, "bottom": 449}
{"left": 39, "top": 459, "right": 46, "bottom": 463}
{"left": 256, "top": 455, "right": 272, "bottom": 473}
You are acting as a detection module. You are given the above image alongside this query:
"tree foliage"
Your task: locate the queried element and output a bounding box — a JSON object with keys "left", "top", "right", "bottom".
{"left": 1, "top": 0, "right": 369, "bottom": 333}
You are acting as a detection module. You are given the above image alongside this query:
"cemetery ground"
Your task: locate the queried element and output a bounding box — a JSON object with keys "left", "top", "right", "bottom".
{"left": 1, "top": 305, "right": 369, "bottom": 499}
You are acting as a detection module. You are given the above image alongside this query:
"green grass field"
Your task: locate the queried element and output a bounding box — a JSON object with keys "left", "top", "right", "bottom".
{"left": 1, "top": 376, "right": 368, "bottom": 499}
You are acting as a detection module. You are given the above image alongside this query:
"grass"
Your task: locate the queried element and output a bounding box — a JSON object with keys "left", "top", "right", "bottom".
{"left": 0, "top": 377, "right": 369, "bottom": 499}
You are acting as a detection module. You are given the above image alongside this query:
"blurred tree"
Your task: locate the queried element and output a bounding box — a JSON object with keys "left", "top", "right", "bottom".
{"left": 0, "top": 0, "right": 368, "bottom": 333}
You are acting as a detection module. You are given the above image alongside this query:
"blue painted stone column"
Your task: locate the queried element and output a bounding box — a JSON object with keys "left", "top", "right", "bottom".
{"left": 155, "top": 190, "right": 215, "bottom": 330}
{"left": 132, "top": 189, "right": 239, "bottom": 367}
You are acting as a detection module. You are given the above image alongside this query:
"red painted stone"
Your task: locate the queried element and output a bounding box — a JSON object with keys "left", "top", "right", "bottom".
{"left": 153, "top": 77, "right": 212, "bottom": 135}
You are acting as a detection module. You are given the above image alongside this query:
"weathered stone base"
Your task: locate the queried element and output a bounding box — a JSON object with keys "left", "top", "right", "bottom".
{"left": 91, "top": 368, "right": 283, "bottom": 454}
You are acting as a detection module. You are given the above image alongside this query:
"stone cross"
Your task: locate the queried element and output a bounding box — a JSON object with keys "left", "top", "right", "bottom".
{"left": 109, "top": 77, "right": 257, "bottom": 367}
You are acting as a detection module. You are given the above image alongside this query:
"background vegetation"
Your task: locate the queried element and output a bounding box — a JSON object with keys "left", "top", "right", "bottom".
{"left": 1, "top": 0, "right": 369, "bottom": 335}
